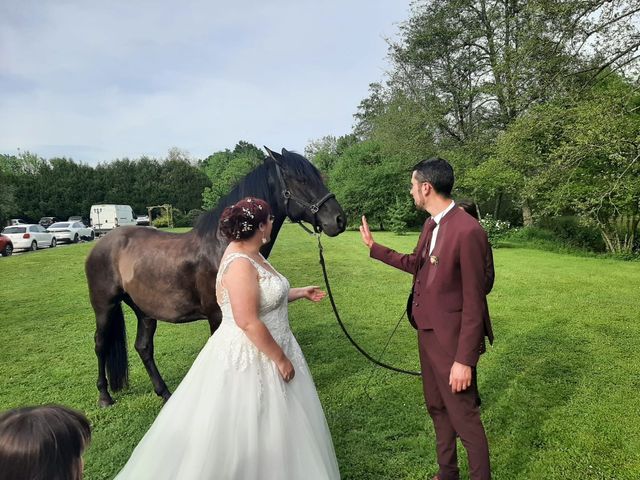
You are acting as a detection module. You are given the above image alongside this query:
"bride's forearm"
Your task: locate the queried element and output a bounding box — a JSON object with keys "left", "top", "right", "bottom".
{"left": 288, "top": 287, "right": 304, "bottom": 303}
{"left": 241, "top": 319, "right": 287, "bottom": 364}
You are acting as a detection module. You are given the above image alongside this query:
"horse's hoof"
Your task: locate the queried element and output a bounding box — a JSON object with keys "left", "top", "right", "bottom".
{"left": 98, "top": 397, "right": 115, "bottom": 408}
{"left": 161, "top": 391, "right": 172, "bottom": 403}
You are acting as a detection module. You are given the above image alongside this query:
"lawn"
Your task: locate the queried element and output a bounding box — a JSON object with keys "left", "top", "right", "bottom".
{"left": 1, "top": 224, "right": 639, "bottom": 479}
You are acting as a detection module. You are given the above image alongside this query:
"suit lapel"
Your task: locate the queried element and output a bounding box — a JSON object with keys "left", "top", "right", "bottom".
{"left": 426, "top": 207, "right": 460, "bottom": 288}
{"left": 414, "top": 220, "right": 431, "bottom": 276}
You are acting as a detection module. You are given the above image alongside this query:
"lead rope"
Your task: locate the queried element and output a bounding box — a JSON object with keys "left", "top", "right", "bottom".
{"left": 296, "top": 224, "right": 421, "bottom": 377}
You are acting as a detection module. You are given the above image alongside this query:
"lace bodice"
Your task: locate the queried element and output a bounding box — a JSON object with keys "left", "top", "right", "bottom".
{"left": 217, "top": 253, "right": 290, "bottom": 322}
{"left": 213, "top": 253, "right": 301, "bottom": 374}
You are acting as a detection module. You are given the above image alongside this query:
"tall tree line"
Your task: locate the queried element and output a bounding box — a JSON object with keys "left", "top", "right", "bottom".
{"left": 0, "top": 151, "right": 211, "bottom": 225}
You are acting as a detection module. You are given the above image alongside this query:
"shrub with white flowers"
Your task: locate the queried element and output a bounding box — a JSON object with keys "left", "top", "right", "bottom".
{"left": 479, "top": 214, "right": 516, "bottom": 245}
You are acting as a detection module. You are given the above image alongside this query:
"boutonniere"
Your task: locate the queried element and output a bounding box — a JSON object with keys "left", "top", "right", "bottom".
{"left": 429, "top": 255, "right": 439, "bottom": 266}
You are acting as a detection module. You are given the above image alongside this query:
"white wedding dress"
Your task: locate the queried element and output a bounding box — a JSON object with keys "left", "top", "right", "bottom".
{"left": 115, "top": 253, "right": 340, "bottom": 479}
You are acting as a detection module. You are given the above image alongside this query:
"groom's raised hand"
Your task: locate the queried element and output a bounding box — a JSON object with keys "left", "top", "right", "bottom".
{"left": 359, "top": 215, "right": 374, "bottom": 249}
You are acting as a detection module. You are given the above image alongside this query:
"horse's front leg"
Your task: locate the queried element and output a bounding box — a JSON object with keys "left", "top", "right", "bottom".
{"left": 134, "top": 316, "right": 171, "bottom": 402}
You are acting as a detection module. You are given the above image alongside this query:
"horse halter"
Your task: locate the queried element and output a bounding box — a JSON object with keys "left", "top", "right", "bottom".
{"left": 273, "top": 162, "right": 335, "bottom": 234}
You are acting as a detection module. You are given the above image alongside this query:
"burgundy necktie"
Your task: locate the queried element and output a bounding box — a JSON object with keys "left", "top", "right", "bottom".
{"left": 421, "top": 217, "right": 437, "bottom": 261}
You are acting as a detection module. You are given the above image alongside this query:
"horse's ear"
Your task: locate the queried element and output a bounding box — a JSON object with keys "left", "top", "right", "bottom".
{"left": 264, "top": 146, "right": 283, "bottom": 164}
{"left": 281, "top": 148, "right": 290, "bottom": 156}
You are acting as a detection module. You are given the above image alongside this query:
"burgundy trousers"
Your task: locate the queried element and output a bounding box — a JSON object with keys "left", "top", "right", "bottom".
{"left": 418, "top": 329, "right": 491, "bottom": 480}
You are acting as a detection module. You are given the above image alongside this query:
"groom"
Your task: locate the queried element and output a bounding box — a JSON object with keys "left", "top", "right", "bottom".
{"left": 360, "top": 157, "right": 493, "bottom": 480}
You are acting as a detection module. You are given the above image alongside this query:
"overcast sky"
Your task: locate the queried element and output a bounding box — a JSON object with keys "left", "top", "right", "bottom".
{"left": 0, "top": 1, "right": 410, "bottom": 164}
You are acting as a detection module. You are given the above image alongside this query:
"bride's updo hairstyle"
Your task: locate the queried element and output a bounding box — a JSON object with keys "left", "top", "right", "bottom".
{"left": 219, "top": 197, "right": 272, "bottom": 241}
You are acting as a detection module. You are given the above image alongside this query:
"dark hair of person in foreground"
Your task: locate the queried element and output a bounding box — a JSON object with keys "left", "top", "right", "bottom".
{"left": 0, "top": 404, "right": 91, "bottom": 480}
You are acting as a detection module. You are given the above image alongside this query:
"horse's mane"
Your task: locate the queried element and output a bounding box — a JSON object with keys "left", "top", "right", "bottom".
{"left": 279, "top": 150, "right": 323, "bottom": 180}
{"left": 194, "top": 163, "right": 272, "bottom": 237}
{"left": 194, "top": 150, "right": 322, "bottom": 237}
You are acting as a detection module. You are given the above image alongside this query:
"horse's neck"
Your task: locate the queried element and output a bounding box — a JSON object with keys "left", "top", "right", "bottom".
{"left": 195, "top": 230, "right": 228, "bottom": 267}
{"left": 197, "top": 163, "right": 285, "bottom": 260}
{"left": 260, "top": 218, "right": 285, "bottom": 259}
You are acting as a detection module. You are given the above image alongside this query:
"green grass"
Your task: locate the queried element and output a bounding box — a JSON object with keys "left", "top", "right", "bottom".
{"left": 1, "top": 224, "right": 639, "bottom": 479}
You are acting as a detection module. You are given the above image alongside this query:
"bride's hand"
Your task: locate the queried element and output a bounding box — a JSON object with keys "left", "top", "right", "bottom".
{"left": 277, "top": 357, "right": 295, "bottom": 383}
{"left": 301, "top": 286, "right": 326, "bottom": 302}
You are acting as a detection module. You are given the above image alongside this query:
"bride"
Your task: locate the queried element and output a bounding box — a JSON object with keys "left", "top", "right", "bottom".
{"left": 115, "top": 197, "right": 340, "bottom": 479}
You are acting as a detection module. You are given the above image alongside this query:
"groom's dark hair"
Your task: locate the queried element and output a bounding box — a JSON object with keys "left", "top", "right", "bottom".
{"left": 412, "top": 157, "right": 454, "bottom": 197}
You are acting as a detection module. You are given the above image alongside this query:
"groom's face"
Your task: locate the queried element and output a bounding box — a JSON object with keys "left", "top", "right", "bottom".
{"left": 410, "top": 171, "right": 428, "bottom": 210}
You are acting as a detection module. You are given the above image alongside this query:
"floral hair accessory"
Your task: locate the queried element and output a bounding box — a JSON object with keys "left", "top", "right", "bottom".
{"left": 219, "top": 197, "right": 272, "bottom": 241}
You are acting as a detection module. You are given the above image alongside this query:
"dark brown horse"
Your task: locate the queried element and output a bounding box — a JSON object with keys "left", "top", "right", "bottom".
{"left": 86, "top": 148, "right": 346, "bottom": 406}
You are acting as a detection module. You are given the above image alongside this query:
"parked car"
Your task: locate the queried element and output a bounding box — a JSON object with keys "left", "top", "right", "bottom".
{"left": 90, "top": 204, "right": 136, "bottom": 236}
{"left": 39, "top": 216, "right": 60, "bottom": 229}
{"left": 68, "top": 215, "right": 84, "bottom": 222}
{"left": 0, "top": 234, "right": 13, "bottom": 256}
{"left": 47, "top": 221, "right": 95, "bottom": 243}
{"left": 0, "top": 225, "right": 56, "bottom": 251}
{"left": 136, "top": 214, "right": 150, "bottom": 226}
{"left": 8, "top": 218, "right": 28, "bottom": 226}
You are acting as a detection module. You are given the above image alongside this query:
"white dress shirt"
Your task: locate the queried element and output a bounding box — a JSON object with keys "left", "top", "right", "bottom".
{"left": 429, "top": 200, "right": 456, "bottom": 255}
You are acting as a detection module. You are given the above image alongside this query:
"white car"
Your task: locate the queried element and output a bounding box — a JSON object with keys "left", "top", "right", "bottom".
{"left": 47, "top": 221, "right": 95, "bottom": 243}
{"left": 0, "top": 224, "right": 57, "bottom": 251}
{"left": 9, "top": 218, "right": 28, "bottom": 226}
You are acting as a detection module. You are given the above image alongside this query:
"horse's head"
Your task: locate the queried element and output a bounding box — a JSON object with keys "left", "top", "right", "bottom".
{"left": 265, "top": 147, "right": 346, "bottom": 237}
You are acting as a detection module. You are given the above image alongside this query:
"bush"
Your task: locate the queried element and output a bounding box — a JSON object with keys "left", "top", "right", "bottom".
{"left": 151, "top": 208, "right": 200, "bottom": 228}
{"left": 152, "top": 212, "right": 171, "bottom": 228}
{"left": 479, "top": 214, "right": 515, "bottom": 246}
{"left": 538, "top": 216, "right": 605, "bottom": 252}
{"left": 500, "top": 226, "right": 603, "bottom": 257}
{"left": 504, "top": 226, "right": 558, "bottom": 243}
{"left": 185, "top": 209, "right": 205, "bottom": 227}
{"left": 152, "top": 208, "right": 178, "bottom": 228}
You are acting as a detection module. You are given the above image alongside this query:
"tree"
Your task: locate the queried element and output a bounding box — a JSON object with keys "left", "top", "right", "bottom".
{"left": 0, "top": 155, "right": 19, "bottom": 226}
{"left": 353, "top": 0, "right": 640, "bottom": 224}
{"left": 358, "top": 91, "right": 438, "bottom": 164}
{"left": 329, "top": 140, "right": 410, "bottom": 230}
{"left": 546, "top": 79, "right": 640, "bottom": 254}
{"left": 386, "top": 195, "right": 417, "bottom": 235}
{"left": 304, "top": 134, "right": 358, "bottom": 175}
{"left": 159, "top": 158, "right": 211, "bottom": 212}
{"left": 0, "top": 171, "right": 17, "bottom": 226}
{"left": 493, "top": 77, "right": 640, "bottom": 252}
{"left": 166, "top": 146, "right": 192, "bottom": 163}
{"left": 201, "top": 141, "right": 265, "bottom": 209}
{"left": 378, "top": 0, "right": 640, "bottom": 140}
{"left": 305, "top": 135, "right": 339, "bottom": 175}
{"left": 8, "top": 151, "right": 49, "bottom": 221}
{"left": 37, "top": 158, "right": 96, "bottom": 219}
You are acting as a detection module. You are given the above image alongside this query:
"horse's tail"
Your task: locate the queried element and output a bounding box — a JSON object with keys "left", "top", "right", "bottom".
{"left": 104, "top": 303, "right": 129, "bottom": 392}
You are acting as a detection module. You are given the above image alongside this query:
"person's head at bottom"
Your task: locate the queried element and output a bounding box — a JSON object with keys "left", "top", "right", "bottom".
{"left": 0, "top": 404, "right": 91, "bottom": 480}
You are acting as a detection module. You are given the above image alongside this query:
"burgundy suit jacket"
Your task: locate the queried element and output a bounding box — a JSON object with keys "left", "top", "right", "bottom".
{"left": 370, "top": 207, "right": 494, "bottom": 367}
